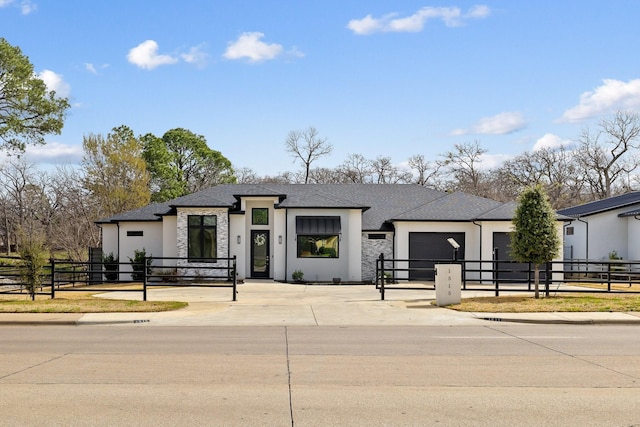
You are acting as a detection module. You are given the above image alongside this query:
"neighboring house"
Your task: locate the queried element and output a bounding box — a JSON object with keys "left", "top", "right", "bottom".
{"left": 96, "top": 184, "right": 560, "bottom": 283}
{"left": 559, "top": 191, "right": 640, "bottom": 261}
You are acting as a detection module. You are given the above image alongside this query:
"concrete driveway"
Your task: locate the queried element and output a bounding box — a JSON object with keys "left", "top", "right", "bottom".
{"left": 83, "top": 281, "right": 487, "bottom": 326}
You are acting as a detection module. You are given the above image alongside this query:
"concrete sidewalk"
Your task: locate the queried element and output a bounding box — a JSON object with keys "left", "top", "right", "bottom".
{"left": 1, "top": 281, "right": 639, "bottom": 326}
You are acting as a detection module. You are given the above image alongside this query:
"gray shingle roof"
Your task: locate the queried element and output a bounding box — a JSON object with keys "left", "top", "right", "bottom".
{"left": 96, "top": 202, "right": 171, "bottom": 223}
{"left": 391, "top": 192, "right": 503, "bottom": 221}
{"left": 96, "top": 184, "right": 517, "bottom": 229}
{"left": 558, "top": 191, "right": 640, "bottom": 217}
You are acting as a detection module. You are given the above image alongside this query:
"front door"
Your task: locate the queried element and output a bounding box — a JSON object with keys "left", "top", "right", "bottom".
{"left": 251, "top": 230, "right": 270, "bottom": 278}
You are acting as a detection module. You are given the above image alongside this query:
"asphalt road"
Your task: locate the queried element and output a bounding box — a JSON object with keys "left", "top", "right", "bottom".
{"left": 1, "top": 324, "right": 640, "bottom": 426}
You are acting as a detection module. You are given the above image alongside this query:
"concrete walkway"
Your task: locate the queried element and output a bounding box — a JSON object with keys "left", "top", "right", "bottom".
{"left": 1, "top": 281, "right": 639, "bottom": 326}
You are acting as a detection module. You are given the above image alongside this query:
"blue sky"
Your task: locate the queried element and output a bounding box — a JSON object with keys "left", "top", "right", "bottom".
{"left": 2, "top": 0, "right": 640, "bottom": 176}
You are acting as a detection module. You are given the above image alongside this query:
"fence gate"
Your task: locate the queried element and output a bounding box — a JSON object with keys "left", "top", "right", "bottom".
{"left": 88, "top": 247, "right": 103, "bottom": 285}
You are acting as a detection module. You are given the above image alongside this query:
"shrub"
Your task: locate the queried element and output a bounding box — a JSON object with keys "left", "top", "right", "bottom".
{"left": 292, "top": 270, "right": 304, "bottom": 282}
{"left": 103, "top": 252, "right": 119, "bottom": 281}
{"left": 18, "top": 230, "right": 49, "bottom": 300}
{"left": 128, "top": 249, "right": 152, "bottom": 281}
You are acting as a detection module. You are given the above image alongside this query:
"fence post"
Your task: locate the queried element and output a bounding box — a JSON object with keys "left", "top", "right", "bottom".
{"left": 607, "top": 261, "right": 611, "bottom": 292}
{"left": 380, "top": 253, "right": 385, "bottom": 301}
{"left": 232, "top": 255, "right": 237, "bottom": 302}
{"left": 493, "top": 248, "right": 499, "bottom": 297}
{"left": 545, "top": 262, "right": 550, "bottom": 297}
{"left": 143, "top": 256, "right": 147, "bottom": 301}
{"left": 50, "top": 258, "right": 55, "bottom": 299}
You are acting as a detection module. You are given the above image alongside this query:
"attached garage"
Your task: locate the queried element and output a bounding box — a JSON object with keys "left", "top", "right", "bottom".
{"left": 408, "top": 232, "right": 465, "bottom": 280}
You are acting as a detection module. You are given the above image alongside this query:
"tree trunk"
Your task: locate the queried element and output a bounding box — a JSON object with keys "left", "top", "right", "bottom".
{"left": 534, "top": 264, "right": 540, "bottom": 299}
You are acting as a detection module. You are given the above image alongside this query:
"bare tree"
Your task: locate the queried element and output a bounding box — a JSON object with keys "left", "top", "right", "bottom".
{"left": 371, "top": 156, "right": 412, "bottom": 184}
{"left": 307, "top": 167, "right": 345, "bottom": 183}
{"left": 407, "top": 154, "right": 442, "bottom": 188}
{"left": 285, "top": 127, "right": 333, "bottom": 184}
{"left": 440, "top": 140, "right": 488, "bottom": 196}
{"left": 48, "top": 165, "right": 101, "bottom": 260}
{"left": 495, "top": 146, "right": 585, "bottom": 209}
{"left": 233, "top": 166, "right": 261, "bottom": 184}
{"left": 337, "top": 153, "right": 374, "bottom": 183}
{"left": 575, "top": 111, "right": 640, "bottom": 199}
{"left": 0, "top": 159, "right": 40, "bottom": 253}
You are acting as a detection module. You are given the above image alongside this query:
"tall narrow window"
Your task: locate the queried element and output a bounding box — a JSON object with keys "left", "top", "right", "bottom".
{"left": 188, "top": 215, "right": 217, "bottom": 261}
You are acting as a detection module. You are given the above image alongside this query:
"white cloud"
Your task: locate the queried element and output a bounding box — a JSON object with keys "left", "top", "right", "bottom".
{"left": 85, "top": 63, "right": 97, "bottom": 74}
{"left": 0, "top": 0, "right": 36, "bottom": 14}
{"left": 560, "top": 78, "right": 640, "bottom": 123}
{"left": 84, "top": 63, "right": 110, "bottom": 74}
{"left": 466, "top": 4, "right": 490, "bottom": 19}
{"left": 181, "top": 44, "right": 209, "bottom": 67}
{"left": 127, "top": 40, "right": 178, "bottom": 70}
{"left": 478, "top": 153, "right": 513, "bottom": 170}
{"left": 533, "top": 133, "right": 573, "bottom": 151}
{"left": 37, "top": 69, "right": 70, "bottom": 98}
{"left": 347, "top": 5, "right": 490, "bottom": 35}
{"left": 24, "top": 141, "right": 83, "bottom": 164}
{"left": 453, "top": 111, "right": 526, "bottom": 136}
{"left": 20, "top": 0, "right": 35, "bottom": 14}
{"left": 223, "top": 32, "right": 284, "bottom": 62}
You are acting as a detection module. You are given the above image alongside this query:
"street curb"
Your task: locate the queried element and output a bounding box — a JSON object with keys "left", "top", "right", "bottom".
{"left": 479, "top": 317, "right": 640, "bottom": 325}
{"left": 0, "top": 319, "right": 150, "bottom": 326}
{"left": 0, "top": 320, "right": 79, "bottom": 326}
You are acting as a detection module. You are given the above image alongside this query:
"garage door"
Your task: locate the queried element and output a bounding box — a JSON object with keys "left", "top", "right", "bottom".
{"left": 493, "top": 232, "right": 529, "bottom": 282}
{"left": 409, "top": 232, "right": 465, "bottom": 280}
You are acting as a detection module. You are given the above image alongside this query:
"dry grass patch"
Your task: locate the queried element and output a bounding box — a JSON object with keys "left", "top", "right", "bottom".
{"left": 448, "top": 294, "right": 640, "bottom": 313}
{"left": 0, "top": 287, "right": 187, "bottom": 313}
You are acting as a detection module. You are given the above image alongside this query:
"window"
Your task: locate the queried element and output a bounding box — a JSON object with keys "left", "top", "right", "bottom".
{"left": 188, "top": 215, "right": 217, "bottom": 261}
{"left": 297, "top": 235, "right": 339, "bottom": 258}
{"left": 127, "top": 231, "right": 143, "bottom": 237}
{"left": 252, "top": 208, "right": 269, "bottom": 225}
{"left": 566, "top": 226, "right": 574, "bottom": 236}
{"left": 368, "top": 234, "right": 386, "bottom": 240}
{"left": 296, "top": 216, "right": 340, "bottom": 258}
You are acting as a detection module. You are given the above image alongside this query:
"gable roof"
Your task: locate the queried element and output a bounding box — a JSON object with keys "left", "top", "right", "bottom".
{"left": 558, "top": 191, "right": 640, "bottom": 217}
{"left": 391, "top": 192, "right": 507, "bottom": 222}
{"left": 96, "top": 184, "right": 516, "bottom": 229}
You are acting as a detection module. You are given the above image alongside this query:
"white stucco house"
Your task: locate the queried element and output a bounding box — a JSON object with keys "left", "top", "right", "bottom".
{"left": 559, "top": 191, "right": 640, "bottom": 261}
{"left": 96, "top": 184, "right": 559, "bottom": 283}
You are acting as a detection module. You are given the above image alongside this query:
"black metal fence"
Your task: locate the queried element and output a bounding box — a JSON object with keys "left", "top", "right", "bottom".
{"left": 0, "top": 256, "right": 238, "bottom": 301}
{"left": 375, "top": 253, "right": 640, "bottom": 300}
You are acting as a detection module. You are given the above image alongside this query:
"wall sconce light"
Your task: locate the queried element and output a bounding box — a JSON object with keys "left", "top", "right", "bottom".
{"left": 237, "top": 235, "right": 241, "bottom": 244}
{"left": 278, "top": 235, "right": 282, "bottom": 244}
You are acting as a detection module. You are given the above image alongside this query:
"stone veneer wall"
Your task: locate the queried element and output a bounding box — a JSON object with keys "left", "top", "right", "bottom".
{"left": 361, "top": 232, "right": 393, "bottom": 282}
{"left": 176, "top": 208, "right": 230, "bottom": 278}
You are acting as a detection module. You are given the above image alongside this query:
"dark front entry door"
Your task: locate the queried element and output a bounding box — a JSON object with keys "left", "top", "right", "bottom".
{"left": 251, "top": 230, "right": 270, "bottom": 278}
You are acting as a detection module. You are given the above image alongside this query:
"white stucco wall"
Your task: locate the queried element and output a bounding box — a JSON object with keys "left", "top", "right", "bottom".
{"left": 626, "top": 217, "right": 640, "bottom": 260}
{"left": 229, "top": 213, "right": 245, "bottom": 280}
{"left": 564, "top": 209, "right": 632, "bottom": 261}
{"left": 100, "top": 223, "right": 118, "bottom": 260}
{"left": 162, "top": 215, "right": 177, "bottom": 266}
{"left": 286, "top": 209, "right": 361, "bottom": 282}
{"left": 273, "top": 208, "right": 287, "bottom": 281}
{"left": 99, "top": 221, "right": 164, "bottom": 280}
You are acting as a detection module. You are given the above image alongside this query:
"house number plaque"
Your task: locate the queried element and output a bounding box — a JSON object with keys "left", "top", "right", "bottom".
{"left": 435, "top": 264, "right": 462, "bottom": 307}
